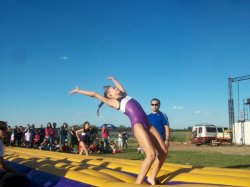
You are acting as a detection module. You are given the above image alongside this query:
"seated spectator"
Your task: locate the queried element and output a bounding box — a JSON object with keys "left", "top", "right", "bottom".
{"left": 109, "top": 141, "right": 123, "bottom": 154}
{"left": 137, "top": 144, "right": 144, "bottom": 155}
{"left": 93, "top": 135, "right": 101, "bottom": 153}
{"left": 109, "top": 141, "right": 117, "bottom": 154}
{"left": 88, "top": 143, "right": 97, "bottom": 154}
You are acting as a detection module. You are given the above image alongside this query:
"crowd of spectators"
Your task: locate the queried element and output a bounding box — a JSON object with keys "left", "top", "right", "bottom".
{"left": 3, "top": 122, "right": 129, "bottom": 155}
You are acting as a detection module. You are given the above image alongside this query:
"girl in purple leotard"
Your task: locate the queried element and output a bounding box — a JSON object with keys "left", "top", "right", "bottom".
{"left": 70, "top": 76, "right": 168, "bottom": 185}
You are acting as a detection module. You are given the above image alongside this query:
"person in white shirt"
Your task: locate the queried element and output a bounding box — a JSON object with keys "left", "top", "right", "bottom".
{"left": 117, "top": 131, "right": 123, "bottom": 150}
{"left": 24, "top": 129, "right": 32, "bottom": 147}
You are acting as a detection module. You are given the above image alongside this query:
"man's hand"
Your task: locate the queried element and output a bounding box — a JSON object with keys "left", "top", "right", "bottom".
{"left": 164, "top": 139, "right": 169, "bottom": 148}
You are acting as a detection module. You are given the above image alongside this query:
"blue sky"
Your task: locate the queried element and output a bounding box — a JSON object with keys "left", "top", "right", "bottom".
{"left": 1, "top": 0, "right": 250, "bottom": 128}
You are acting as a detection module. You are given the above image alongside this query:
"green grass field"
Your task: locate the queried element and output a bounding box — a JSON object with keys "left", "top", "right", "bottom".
{"left": 100, "top": 134, "right": 250, "bottom": 170}
{"left": 100, "top": 144, "right": 250, "bottom": 169}
{"left": 167, "top": 151, "right": 250, "bottom": 169}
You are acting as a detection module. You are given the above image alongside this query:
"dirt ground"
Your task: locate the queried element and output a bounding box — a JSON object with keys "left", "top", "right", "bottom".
{"left": 169, "top": 142, "right": 250, "bottom": 155}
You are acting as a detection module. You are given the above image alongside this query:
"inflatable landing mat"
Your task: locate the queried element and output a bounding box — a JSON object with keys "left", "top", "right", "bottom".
{"left": 4, "top": 147, "right": 250, "bottom": 187}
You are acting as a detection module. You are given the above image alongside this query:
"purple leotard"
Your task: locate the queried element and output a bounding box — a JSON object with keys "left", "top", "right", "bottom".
{"left": 80, "top": 130, "right": 90, "bottom": 143}
{"left": 118, "top": 96, "right": 150, "bottom": 130}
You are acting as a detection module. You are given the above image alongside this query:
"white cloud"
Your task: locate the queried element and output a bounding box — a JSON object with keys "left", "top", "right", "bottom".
{"left": 204, "top": 112, "right": 212, "bottom": 116}
{"left": 194, "top": 110, "right": 212, "bottom": 116}
{"left": 194, "top": 110, "right": 201, "bottom": 114}
{"left": 60, "top": 56, "right": 69, "bottom": 60}
{"left": 172, "top": 106, "right": 184, "bottom": 110}
{"left": 76, "top": 112, "right": 83, "bottom": 116}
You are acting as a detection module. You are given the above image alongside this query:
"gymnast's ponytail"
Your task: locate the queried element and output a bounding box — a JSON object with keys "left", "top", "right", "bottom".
{"left": 97, "top": 102, "right": 104, "bottom": 117}
{"left": 97, "top": 86, "right": 110, "bottom": 117}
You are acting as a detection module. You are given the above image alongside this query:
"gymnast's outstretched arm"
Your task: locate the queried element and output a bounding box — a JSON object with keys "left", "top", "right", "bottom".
{"left": 107, "top": 76, "right": 126, "bottom": 93}
{"left": 69, "top": 86, "right": 117, "bottom": 108}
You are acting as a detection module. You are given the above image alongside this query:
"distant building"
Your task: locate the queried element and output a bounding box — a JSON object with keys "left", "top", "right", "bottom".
{"left": 233, "top": 121, "right": 250, "bottom": 145}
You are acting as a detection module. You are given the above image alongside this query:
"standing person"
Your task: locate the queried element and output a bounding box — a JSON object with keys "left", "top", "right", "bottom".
{"left": 101, "top": 124, "right": 109, "bottom": 152}
{"left": 15, "top": 127, "right": 23, "bottom": 147}
{"left": 122, "top": 131, "right": 129, "bottom": 149}
{"left": 33, "top": 130, "right": 40, "bottom": 148}
{"left": 24, "top": 124, "right": 31, "bottom": 134}
{"left": 10, "top": 129, "right": 15, "bottom": 147}
{"left": 75, "top": 122, "right": 91, "bottom": 156}
{"left": 69, "top": 126, "right": 78, "bottom": 154}
{"left": 148, "top": 98, "right": 170, "bottom": 149}
{"left": 24, "top": 129, "right": 32, "bottom": 148}
{"left": 13, "top": 126, "right": 18, "bottom": 146}
{"left": 5, "top": 126, "right": 11, "bottom": 147}
{"left": 60, "top": 123, "right": 69, "bottom": 147}
{"left": 38, "top": 125, "right": 45, "bottom": 145}
{"left": 41, "top": 122, "right": 54, "bottom": 150}
{"left": 0, "top": 121, "right": 27, "bottom": 187}
{"left": 69, "top": 76, "right": 168, "bottom": 185}
{"left": 52, "top": 123, "right": 59, "bottom": 145}
{"left": 117, "top": 131, "right": 123, "bottom": 150}
{"left": 30, "top": 124, "right": 35, "bottom": 148}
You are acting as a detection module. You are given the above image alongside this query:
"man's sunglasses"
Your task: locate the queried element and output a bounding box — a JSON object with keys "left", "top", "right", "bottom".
{"left": 151, "top": 104, "right": 159, "bottom": 106}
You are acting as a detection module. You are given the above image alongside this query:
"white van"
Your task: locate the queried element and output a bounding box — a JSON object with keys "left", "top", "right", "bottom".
{"left": 191, "top": 124, "right": 217, "bottom": 145}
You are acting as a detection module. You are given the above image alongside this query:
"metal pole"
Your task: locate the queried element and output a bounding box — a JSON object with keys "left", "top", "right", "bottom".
{"left": 228, "top": 78, "right": 234, "bottom": 129}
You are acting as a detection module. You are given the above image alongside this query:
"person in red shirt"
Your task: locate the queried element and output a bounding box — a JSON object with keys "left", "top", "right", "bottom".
{"left": 101, "top": 124, "right": 109, "bottom": 152}
{"left": 41, "top": 122, "right": 54, "bottom": 150}
{"left": 33, "top": 130, "right": 40, "bottom": 148}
